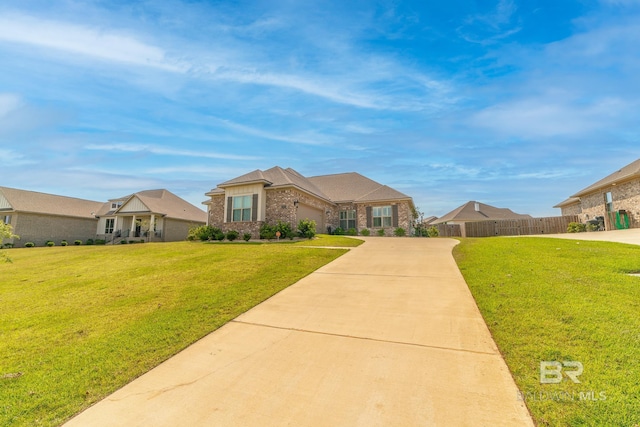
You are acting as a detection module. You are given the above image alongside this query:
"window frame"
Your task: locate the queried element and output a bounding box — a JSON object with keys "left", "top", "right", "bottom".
{"left": 339, "top": 210, "right": 356, "bottom": 230}
{"left": 232, "top": 195, "right": 253, "bottom": 222}
{"left": 372, "top": 206, "right": 392, "bottom": 227}
{"left": 105, "top": 218, "right": 115, "bottom": 234}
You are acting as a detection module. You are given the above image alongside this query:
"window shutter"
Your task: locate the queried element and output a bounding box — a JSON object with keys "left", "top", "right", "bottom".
{"left": 366, "top": 206, "right": 372, "bottom": 228}
{"left": 252, "top": 194, "right": 258, "bottom": 221}
{"left": 392, "top": 205, "right": 399, "bottom": 227}
{"left": 226, "top": 197, "right": 232, "bottom": 222}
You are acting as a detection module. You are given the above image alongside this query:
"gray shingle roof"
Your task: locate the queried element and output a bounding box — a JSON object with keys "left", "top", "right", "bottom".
{"left": 209, "top": 167, "right": 414, "bottom": 206}
{"left": 307, "top": 172, "right": 412, "bottom": 203}
{"left": 433, "top": 201, "right": 532, "bottom": 224}
{"left": 0, "top": 186, "right": 103, "bottom": 218}
{"left": 571, "top": 158, "right": 640, "bottom": 197}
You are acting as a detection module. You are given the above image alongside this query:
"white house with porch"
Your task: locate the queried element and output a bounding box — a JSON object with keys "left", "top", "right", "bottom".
{"left": 94, "top": 189, "right": 206, "bottom": 243}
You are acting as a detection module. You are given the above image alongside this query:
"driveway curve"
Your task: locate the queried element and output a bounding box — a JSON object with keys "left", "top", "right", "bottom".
{"left": 64, "top": 237, "right": 533, "bottom": 427}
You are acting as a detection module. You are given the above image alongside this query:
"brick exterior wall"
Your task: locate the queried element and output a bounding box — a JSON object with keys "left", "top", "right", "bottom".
{"left": 570, "top": 178, "right": 640, "bottom": 229}
{"left": 10, "top": 213, "right": 98, "bottom": 247}
{"left": 356, "top": 200, "right": 413, "bottom": 235}
{"left": 560, "top": 203, "right": 582, "bottom": 217}
{"left": 207, "top": 188, "right": 415, "bottom": 237}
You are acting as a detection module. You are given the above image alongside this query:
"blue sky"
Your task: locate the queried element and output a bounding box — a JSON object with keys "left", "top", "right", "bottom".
{"left": 1, "top": 0, "right": 639, "bottom": 217}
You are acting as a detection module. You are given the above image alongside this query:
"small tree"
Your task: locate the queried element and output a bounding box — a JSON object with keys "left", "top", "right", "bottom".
{"left": 0, "top": 222, "right": 19, "bottom": 263}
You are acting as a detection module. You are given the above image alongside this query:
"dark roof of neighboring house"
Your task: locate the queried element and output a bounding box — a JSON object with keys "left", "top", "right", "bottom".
{"left": 553, "top": 197, "right": 581, "bottom": 208}
{"left": 0, "top": 186, "right": 103, "bottom": 219}
{"left": 207, "top": 167, "right": 413, "bottom": 206}
{"left": 432, "top": 201, "right": 532, "bottom": 224}
{"left": 96, "top": 189, "right": 207, "bottom": 222}
{"left": 422, "top": 216, "right": 438, "bottom": 225}
{"left": 571, "top": 158, "right": 640, "bottom": 197}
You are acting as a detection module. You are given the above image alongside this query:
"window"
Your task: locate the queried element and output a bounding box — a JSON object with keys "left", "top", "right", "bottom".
{"left": 2, "top": 215, "right": 11, "bottom": 224}
{"left": 232, "top": 195, "right": 252, "bottom": 222}
{"left": 111, "top": 201, "right": 123, "bottom": 209}
{"left": 105, "top": 218, "right": 115, "bottom": 234}
{"left": 339, "top": 210, "right": 356, "bottom": 230}
{"left": 373, "top": 206, "right": 392, "bottom": 227}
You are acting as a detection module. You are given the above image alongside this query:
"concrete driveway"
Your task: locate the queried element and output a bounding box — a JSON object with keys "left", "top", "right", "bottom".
{"left": 64, "top": 237, "right": 533, "bottom": 427}
{"left": 532, "top": 228, "right": 640, "bottom": 245}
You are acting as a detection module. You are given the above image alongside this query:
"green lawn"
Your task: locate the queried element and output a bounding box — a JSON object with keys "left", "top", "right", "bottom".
{"left": 0, "top": 240, "right": 349, "bottom": 426}
{"left": 453, "top": 237, "right": 640, "bottom": 427}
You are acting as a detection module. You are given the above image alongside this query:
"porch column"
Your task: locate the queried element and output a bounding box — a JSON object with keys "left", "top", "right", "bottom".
{"left": 150, "top": 214, "right": 155, "bottom": 238}
{"left": 132, "top": 215, "right": 136, "bottom": 237}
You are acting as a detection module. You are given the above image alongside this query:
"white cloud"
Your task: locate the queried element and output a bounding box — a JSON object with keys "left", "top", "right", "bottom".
{"left": 469, "top": 97, "right": 628, "bottom": 138}
{"left": 0, "top": 93, "right": 23, "bottom": 118}
{"left": 85, "top": 143, "right": 260, "bottom": 161}
{"left": 0, "top": 13, "right": 186, "bottom": 72}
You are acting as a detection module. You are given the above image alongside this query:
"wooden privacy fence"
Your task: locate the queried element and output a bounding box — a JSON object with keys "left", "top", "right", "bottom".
{"left": 433, "top": 223, "right": 462, "bottom": 237}
{"left": 461, "top": 215, "right": 580, "bottom": 238}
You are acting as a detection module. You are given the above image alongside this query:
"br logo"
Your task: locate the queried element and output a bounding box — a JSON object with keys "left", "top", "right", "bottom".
{"left": 540, "top": 361, "right": 583, "bottom": 384}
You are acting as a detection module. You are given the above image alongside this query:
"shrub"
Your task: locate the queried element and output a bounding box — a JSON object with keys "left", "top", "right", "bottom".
{"left": 333, "top": 227, "right": 344, "bottom": 236}
{"left": 243, "top": 233, "right": 252, "bottom": 242}
{"left": 297, "top": 218, "right": 316, "bottom": 239}
{"left": 46, "top": 241, "right": 55, "bottom": 247}
{"left": 427, "top": 226, "right": 439, "bottom": 237}
{"left": 74, "top": 240, "right": 82, "bottom": 245}
{"left": 213, "top": 230, "right": 225, "bottom": 241}
{"left": 25, "top": 242, "right": 35, "bottom": 247}
{"left": 187, "top": 225, "right": 221, "bottom": 241}
{"left": 3, "top": 243, "right": 14, "bottom": 248}
{"left": 86, "top": 239, "right": 94, "bottom": 245}
{"left": 260, "top": 223, "right": 276, "bottom": 240}
{"left": 226, "top": 230, "right": 239, "bottom": 241}
{"left": 360, "top": 229, "right": 370, "bottom": 236}
{"left": 394, "top": 227, "right": 406, "bottom": 237}
{"left": 567, "top": 222, "right": 587, "bottom": 233}
{"left": 120, "top": 240, "right": 128, "bottom": 244}
{"left": 95, "top": 239, "right": 106, "bottom": 245}
{"left": 346, "top": 228, "right": 358, "bottom": 236}
{"left": 61, "top": 240, "right": 68, "bottom": 246}
{"left": 377, "top": 229, "right": 386, "bottom": 237}
{"left": 586, "top": 223, "right": 599, "bottom": 232}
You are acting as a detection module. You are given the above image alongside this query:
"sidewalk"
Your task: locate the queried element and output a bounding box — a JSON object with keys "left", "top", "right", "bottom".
{"left": 64, "top": 237, "right": 533, "bottom": 426}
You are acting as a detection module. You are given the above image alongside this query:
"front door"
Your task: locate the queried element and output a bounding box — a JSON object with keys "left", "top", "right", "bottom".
{"left": 135, "top": 219, "right": 142, "bottom": 237}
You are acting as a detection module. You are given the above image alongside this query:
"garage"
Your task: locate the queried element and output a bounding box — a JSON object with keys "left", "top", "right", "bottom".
{"left": 296, "top": 204, "right": 324, "bottom": 232}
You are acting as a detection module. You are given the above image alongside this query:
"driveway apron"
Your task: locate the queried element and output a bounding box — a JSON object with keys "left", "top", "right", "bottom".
{"left": 64, "top": 237, "right": 533, "bottom": 427}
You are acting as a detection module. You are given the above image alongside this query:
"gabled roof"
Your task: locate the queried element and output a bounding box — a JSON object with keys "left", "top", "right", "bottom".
{"left": 0, "top": 186, "right": 103, "bottom": 219}
{"left": 209, "top": 166, "right": 333, "bottom": 203}
{"left": 96, "top": 189, "right": 206, "bottom": 222}
{"left": 553, "top": 197, "right": 581, "bottom": 209}
{"left": 307, "top": 172, "right": 412, "bottom": 204}
{"left": 208, "top": 167, "right": 414, "bottom": 206}
{"left": 571, "top": 158, "right": 640, "bottom": 197}
{"left": 433, "top": 201, "right": 532, "bottom": 224}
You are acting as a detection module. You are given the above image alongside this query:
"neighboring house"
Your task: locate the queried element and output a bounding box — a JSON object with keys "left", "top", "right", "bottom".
{"left": 204, "top": 166, "right": 415, "bottom": 237}
{"left": 0, "top": 186, "right": 103, "bottom": 247}
{"left": 432, "top": 201, "right": 532, "bottom": 225}
{"left": 554, "top": 158, "right": 640, "bottom": 230}
{"left": 94, "top": 189, "right": 207, "bottom": 243}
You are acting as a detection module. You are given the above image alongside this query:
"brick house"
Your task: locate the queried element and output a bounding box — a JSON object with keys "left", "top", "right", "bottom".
{"left": 554, "top": 158, "right": 640, "bottom": 230}
{"left": 0, "top": 186, "right": 103, "bottom": 247}
{"left": 94, "top": 189, "right": 207, "bottom": 243}
{"left": 204, "top": 166, "right": 415, "bottom": 237}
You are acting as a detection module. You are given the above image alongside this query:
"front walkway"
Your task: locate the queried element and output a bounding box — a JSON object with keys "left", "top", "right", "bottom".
{"left": 64, "top": 237, "right": 533, "bottom": 426}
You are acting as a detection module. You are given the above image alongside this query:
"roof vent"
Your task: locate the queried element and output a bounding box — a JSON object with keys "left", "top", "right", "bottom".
{"left": 474, "top": 202, "right": 480, "bottom": 212}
